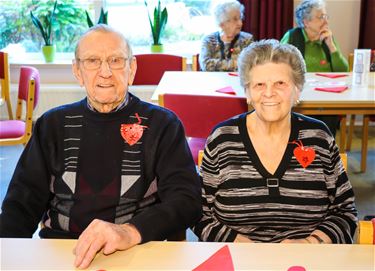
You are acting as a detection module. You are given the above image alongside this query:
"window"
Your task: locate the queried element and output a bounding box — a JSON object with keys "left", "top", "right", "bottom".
{"left": 1, "top": 0, "right": 218, "bottom": 58}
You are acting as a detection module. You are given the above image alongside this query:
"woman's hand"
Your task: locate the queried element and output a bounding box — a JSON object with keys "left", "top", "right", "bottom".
{"left": 319, "top": 27, "right": 337, "bottom": 53}
{"left": 234, "top": 233, "right": 253, "bottom": 243}
{"left": 73, "top": 219, "right": 141, "bottom": 269}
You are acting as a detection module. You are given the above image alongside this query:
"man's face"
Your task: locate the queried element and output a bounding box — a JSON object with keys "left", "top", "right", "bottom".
{"left": 73, "top": 31, "right": 136, "bottom": 110}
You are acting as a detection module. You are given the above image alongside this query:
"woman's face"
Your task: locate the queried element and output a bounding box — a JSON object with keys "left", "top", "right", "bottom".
{"left": 303, "top": 8, "right": 329, "bottom": 39}
{"left": 246, "top": 62, "right": 301, "bottom": 124}
{"left": 220, "top": 9, "right": 242, "bottom": 38}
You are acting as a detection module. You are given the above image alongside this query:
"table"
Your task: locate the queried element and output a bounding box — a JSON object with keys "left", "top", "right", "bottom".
{"left": 1, "top": 239, "right": 374, "bottom": 270}
{"left": 153, "top": 72, "right": 375, "bottom": 170}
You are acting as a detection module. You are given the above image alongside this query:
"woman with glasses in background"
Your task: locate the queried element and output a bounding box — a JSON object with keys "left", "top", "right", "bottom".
{"left": 280, "top": 0, "right": 348, "bottom": 137}
{"left": 199, "top": 0, "right": 254, "bottom": 71}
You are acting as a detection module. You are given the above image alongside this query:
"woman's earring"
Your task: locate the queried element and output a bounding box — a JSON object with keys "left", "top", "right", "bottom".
{"left": 294, "top": 99, "right": 300, "bottom": 106}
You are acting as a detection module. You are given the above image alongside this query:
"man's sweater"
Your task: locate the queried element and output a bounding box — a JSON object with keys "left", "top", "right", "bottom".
{"left": 0, "top": 94, "right": 202, "bottom": 241}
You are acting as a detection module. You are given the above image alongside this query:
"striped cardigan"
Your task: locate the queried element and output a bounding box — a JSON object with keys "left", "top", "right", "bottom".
{"left": 193, "top": 112, "right": 357, "bottom": 243}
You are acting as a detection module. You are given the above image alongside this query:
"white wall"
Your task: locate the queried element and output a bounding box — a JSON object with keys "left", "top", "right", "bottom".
{"left": 293, "top": 0, "right": 361, "bottom": 57}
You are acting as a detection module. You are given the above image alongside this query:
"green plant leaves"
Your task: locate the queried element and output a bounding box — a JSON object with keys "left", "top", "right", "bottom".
{"left": 145, "top": 0, "right": 168, "bottom": 45}
{"left": 30, "top": 0, "right": 57, "bottom": 46}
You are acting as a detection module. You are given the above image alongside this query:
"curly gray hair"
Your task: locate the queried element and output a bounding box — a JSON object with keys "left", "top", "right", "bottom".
{"left": 295, "top": 0, "right": 326, "bottom": 28}
{"left": 75, "top": 24, "right": 133, "bottom": 61}
{"left": 238, "top": 39, "right": 306, "bottom": 91}
{"left": 213, "top": 0, "right": 244, "bottom": 26}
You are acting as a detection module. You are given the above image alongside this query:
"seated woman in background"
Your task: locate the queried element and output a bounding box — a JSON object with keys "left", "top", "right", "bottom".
{"left": 193, "top": 39, "right": 357, "bottom": 244}
{"left": 280, "top": 0, "right": 348, "bottom": 136}
{"left": 199, "top": 0, "right": 254, "bottom": 71}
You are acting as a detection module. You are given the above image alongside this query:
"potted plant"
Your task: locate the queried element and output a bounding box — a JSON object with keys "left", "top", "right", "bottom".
{"left": 85, "top": 7, "right": 108, "bottom": 27}
{"left": 144, "top": 0, "right": 168, "bottom": 53}
{"left": 30, "top": 0, "right": 58, "bottom": 63}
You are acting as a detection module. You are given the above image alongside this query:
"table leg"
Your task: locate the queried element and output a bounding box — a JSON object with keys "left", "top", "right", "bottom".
{"left": 361, "top": 115, "right": 369, "bottom": 172}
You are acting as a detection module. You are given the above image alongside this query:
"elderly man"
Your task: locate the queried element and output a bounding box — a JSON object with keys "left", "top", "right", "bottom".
{"left": 0, "top": 25, "right": 202, "bottom": 269}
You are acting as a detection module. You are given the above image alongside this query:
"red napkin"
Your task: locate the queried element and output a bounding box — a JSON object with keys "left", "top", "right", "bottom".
{"left": 314, "top": 86, "right": 348, "bottom": 93}
{"left": 315, "top": 73, "right": 348, "bottom": 78}
{"left": 215, "top": 86, "right": 236, "bottom": 95}
{"left": 193, "top": 245, "right": 234, "bottom": 271}
{"left": 228, "top": 72, "right": 239, "bottom": 76}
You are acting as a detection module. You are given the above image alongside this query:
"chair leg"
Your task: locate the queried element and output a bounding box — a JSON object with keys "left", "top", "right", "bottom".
{"left": 339, "top": 115, "right": 347, "bottom": 152}
{"left": 361, "top": 115, "right": 369, "bottom": 172}
{"left": 346, "top": 115, "right": 356, "bottom": 151}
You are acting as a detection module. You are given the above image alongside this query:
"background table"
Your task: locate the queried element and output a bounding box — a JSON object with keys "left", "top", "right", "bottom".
{"left": 153, "top": 71, "right": 374, "bottom": 157}
{"left": 1, "top": 239, "right": 374, "bottom": 270}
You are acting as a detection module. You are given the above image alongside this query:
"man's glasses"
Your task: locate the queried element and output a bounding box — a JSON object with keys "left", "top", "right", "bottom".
{"left": 78, "top": 56, "right": 128, "bottom": 70}
{"left": 316, "top": 14, "right": 329, "bottom": 20}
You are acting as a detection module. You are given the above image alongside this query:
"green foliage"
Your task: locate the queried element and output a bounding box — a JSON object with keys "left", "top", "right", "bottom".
{"left": 30, "top": 0, "right": 57, "bottom": 45}
{"left": 85, "top": 8, "right": 108, "bottom": 28}
{"left": 1, "top": 0, "right": 88, "bottom": 52}
{"left": 144, "top": 0, "right": 168, "bottom": 45}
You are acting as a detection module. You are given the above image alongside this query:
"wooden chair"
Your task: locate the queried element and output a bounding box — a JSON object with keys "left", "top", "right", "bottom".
{"left": 192, "top": 54, "right": 201, "bottom": 71}
{"left": 358, "top": 218, "right": 375, "bottom": 244}
{"left": 0, "top": 51, "right": 13, "bottom": 119}
{"left": 133, "top": 54, "right": 187, "bottom": 85}
{"left": 346, "top": 50, "right": 375, "bottom": 172}
{"left": 159, "top": 93, "right": 247, "bottom": 164}
{"left": 0, "top": 66, "right": 40, "bottom": 146}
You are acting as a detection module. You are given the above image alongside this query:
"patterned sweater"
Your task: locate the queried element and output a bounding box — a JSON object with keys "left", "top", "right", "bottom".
{"left": 0, "top": 94, "right": 202, "bottom": 241}
{"left": 199, "top": 31, "right": 254, "bottom": 71}
{"left": 193, "top": 112, "right": 357, "bottom": 243}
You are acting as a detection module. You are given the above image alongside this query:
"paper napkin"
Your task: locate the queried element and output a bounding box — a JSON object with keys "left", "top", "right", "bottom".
{"left": 215, "top": 86, "right": 236, "bottom": 95}
{"left": 315, "top": 73, "right": 348, "bottom": 79}
{"left": 192, "top": 245, "right": 234, "bottom": 271}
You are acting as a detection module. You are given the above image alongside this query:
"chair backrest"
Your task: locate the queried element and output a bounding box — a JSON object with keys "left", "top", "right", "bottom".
{"left": 159, "top": 93, "right": 248, "bottom": 138}
{"left": 192, "top": 54, "right": 201, "bottom": 71}
{"left": 0, "top": 51, "right": 13, "bottom": 119}
{"left": 133, "top": 54, "right": 187, "bottom": 85}
{"left": 18, "top": 66, "right": 40, "bottom": 108}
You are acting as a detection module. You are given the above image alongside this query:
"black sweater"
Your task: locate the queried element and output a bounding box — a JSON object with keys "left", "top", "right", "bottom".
{"left": 0, "top": 94, "right": 202, "bottom": 241}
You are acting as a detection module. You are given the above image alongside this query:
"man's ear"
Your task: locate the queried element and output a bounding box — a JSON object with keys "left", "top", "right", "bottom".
{"left": 72, "top": 60, "right": 84, "bottom": 86}
{"left": 127, "top": 57, "right": 137, "bottom": 86}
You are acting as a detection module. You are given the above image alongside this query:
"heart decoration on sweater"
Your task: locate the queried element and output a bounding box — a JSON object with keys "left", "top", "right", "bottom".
{"left": 121, "top": 113, "right": 148, "bottom": 146}
{"left": 290, "top": 140, "right": 316, "bottom": 168}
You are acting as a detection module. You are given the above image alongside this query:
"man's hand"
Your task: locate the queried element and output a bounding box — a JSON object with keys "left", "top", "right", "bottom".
{"left": 73, "top": 219, "right": 142, "bottom": 269}
{"left": 319, "top": 27, "right": 337, "bottom": 53}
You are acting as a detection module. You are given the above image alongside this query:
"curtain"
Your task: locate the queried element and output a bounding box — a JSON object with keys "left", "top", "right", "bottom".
{"left": 240, "top": 0, "right": 294, "bottom": 41}
{"left": 358, "top": 0, "right": 375, "bottom": 49}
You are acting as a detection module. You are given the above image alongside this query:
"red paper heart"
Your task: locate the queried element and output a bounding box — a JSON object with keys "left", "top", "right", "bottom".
{"left": 120, "top": 113, "right": 147, "bottom": 146}
{"left": 294, "top": 146, "right": 315, "bottom": 168}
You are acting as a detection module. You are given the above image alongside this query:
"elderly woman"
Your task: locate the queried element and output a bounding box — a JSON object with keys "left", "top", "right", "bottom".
{"left": 280, "top": 0, "right": 349, "bottom": 136}
{"left": 193, "top": 40, "right": 357, "bottom": 244}
{"left": 199, "top": 0, "right": 253, "bottom": 71}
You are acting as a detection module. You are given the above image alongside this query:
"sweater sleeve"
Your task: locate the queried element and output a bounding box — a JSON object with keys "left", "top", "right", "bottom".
{"left": 330, "top": 41, "right": 349, "bottom": 72}
{"left": 192, "top": 138, "right": 238, "bottom": 242}
{"left": 316, "top": 140, "right": 358, "bottom": 243}
{"left": 128, "top": 113, "right": 202, "bottom": 242}
{"left": 200, "top": 34, "right": 236, "bottom": 72}
{"left": 0, "top": 118, "right": 52, "bottom": 237}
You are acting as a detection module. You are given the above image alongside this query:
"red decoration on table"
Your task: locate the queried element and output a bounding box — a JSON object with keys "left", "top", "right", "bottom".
{"left": 287, "top": 266, "right": 306, "bottom": 271}
{"left": 228, "top": 72, "right": 239, "bottom": 76}
{"left": 314, "top": 86, "right": 348, "bottom": 93}
{"left": 192, "top": 245, "right": 234, "bottom": 271}
{"left": 215, "top": 86, "right": 236, "bottom": 95}
{"left": 315, "top": 73, "right": 348, "bottom": 79}
{"left": 120, "top": 113, "right": 148, "bottom": 146}
{"left": 290, "top": 140, "right": 316, "bottom": 168}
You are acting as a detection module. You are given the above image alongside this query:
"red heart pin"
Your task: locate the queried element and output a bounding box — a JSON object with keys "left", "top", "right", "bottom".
{"left": 120, "top": 113, "right": 147, "bottom": 146}
{"left": 290, "top": 140, "right": 316, "bottom": 168}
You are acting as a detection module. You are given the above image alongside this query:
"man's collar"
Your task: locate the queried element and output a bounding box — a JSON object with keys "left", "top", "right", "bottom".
{"left": 87, "top": 92, "right": 130, "bottom": 113}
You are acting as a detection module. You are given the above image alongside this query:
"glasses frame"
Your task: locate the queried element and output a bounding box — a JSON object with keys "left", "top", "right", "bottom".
{"left": 316, "top": 14, "right": 329, "bottom": 21}
{"left": 78, "top": 56, "right": 128, "bottom": 70}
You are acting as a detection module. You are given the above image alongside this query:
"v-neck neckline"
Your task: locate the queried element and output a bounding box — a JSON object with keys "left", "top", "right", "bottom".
{"left": 238, "top": 112, "right": 299, "bottom": 179}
